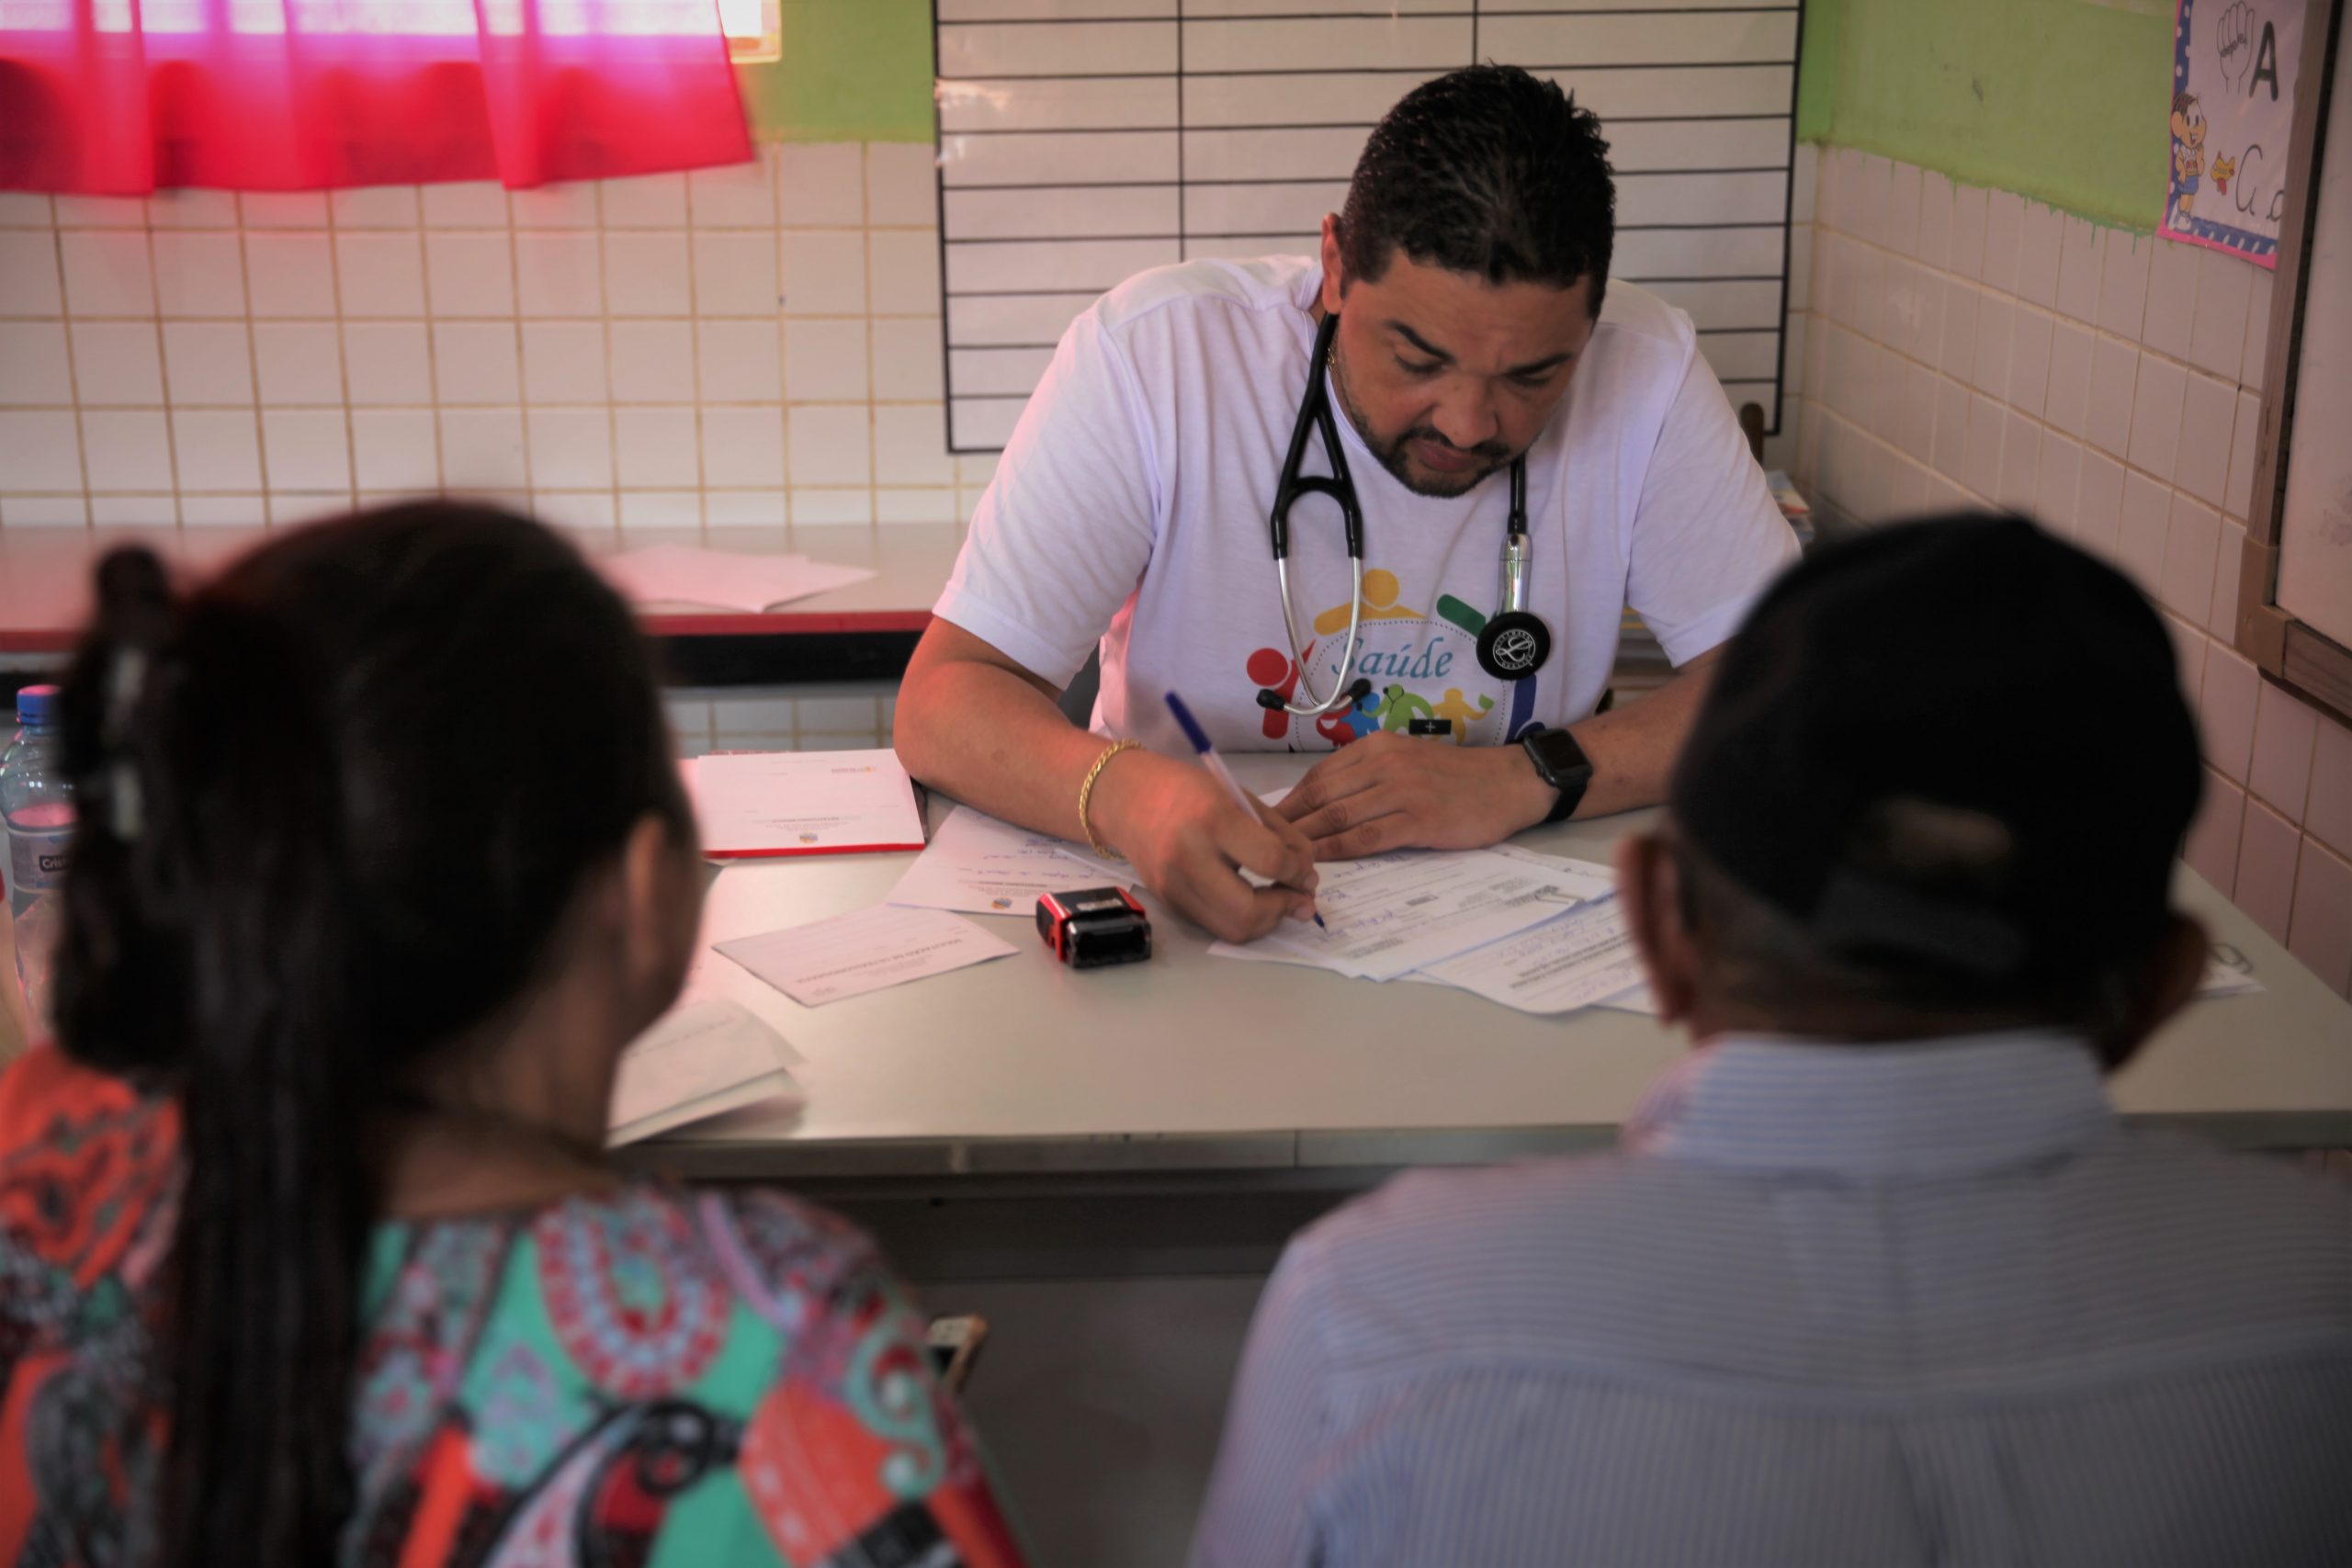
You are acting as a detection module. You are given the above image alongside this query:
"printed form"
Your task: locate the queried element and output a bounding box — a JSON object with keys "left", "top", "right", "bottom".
{"left": 887, "top": 806, "right": 1130, "bottom": 915}
{"left": 716, "top": 906, "right": 1018, "bottom": 1007}
{"left": 685, "top": 750, "right": 926, "bottom": 858}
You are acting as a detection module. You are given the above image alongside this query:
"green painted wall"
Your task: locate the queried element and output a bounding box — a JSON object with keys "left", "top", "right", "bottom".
{"left": 1797, "top": 0, "right": 2177, "bottom": 230}
{"left": 740, "top": 0, "right": 935, "bottom": 143}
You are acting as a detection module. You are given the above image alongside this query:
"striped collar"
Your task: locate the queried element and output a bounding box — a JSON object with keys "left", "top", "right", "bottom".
{"left": 1623, "top": 1031, "right": 2118, "bottom": 1179}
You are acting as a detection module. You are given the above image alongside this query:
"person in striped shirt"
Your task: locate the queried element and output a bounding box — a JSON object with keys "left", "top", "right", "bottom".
{"left": 1193, "top": 513, "right": 2352, "bottom": 1568}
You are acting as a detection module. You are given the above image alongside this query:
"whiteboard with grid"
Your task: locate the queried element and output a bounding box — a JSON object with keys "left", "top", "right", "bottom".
{"left": 932, "top": 0, "right": 1804, "bottom": 451}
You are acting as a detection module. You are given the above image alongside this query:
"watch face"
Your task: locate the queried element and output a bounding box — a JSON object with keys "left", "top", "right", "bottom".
{"left": 1527, "top": 726, "right": 1593, "bottom": 783}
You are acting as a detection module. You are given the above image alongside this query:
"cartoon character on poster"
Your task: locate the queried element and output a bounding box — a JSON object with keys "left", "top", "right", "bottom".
{"left": 2166, "top": 0, "right": 2303, "bottom": 267}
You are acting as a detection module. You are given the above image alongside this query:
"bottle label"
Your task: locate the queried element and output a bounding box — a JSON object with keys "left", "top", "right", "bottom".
{"left": 7, "top": 825, "right": 71, "bottom": 918}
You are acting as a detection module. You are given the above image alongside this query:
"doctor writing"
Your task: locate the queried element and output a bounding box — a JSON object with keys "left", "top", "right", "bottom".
{"left": 894, "top": 68, "right": 1799, "bottom": 942}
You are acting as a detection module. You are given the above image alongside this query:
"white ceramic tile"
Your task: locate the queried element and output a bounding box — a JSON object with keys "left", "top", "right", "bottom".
{"left": 2187, "top": 248, "right": 2253, "bottom": 382}
{"left": 1847, "top": 243, "right": 1883, "bottom": 345}
{"left": 619, "top": 491, "right": 704, "bottom": 532}
{"left": 514, "top": 231, "right": 604, "bottom": 318}
{"left": 2240, "top": 269, "right": 2274, "bottom": 391}
{"left": 240, "top": 192, "right": 328, "bottom": 229}
{"left": 433, "top": 321, "right": 522, "bottom": 405}
{"left": 873, "top": 402, "right": 956, "bottom": 486}
{"left": 871, "top": 318, "right": 946, "bottom": 404}
{"left": 704, "top": 491, "right": 789, "bottom": 528}
{"left": 614, "top": 405, "right": 700, "bottom": 487}
{"left": 2074, "top": 448, "right": 2125, "bottom": 560}
{"left": 425, "top": 231, "right": 515, "bottom": 317}
{"left": 779, "top": 143, "right": 865, "bottom": 228}
{"left": 151, "top": 231, "right": 248, "bottom": 317}
{"left": 2224, "top": 387, "right": 2260, "bottom": 520}
{"left": 0, "top": 233, "right": 63, "bottom": 317}
{"left": 2014, "top": 201, "right": 2061, "bottom": 309}
{"left": 695, "top": 321, "right": 784, "bottom": 402}
{"left": 786, "top": 318, "right": 870, "bottom": 401}
{"left": 2160, "top": 491, "right": 2220, "bottom": 622}
{"left": 866, "top": 142, "right": 937, "bottom": 228}
{"left": 2054, "top": 217, "right": 2102, "bottom": 322}
{"left": 1962, "top": 392, "right": 2003, "bottom": 500}
{"left": 2097, "top": 231, "right": 2152, "bottom": 340}
{"left": 1930, "top": 374, "right": 1970, "bottom": 477}
{"left": 1980, "top": 189, "right": 2023, "bottom": 295}
{"left": 2005, "top": 307, "right": 2052, "bottom": 419}
{"left": 521, "top": 321, "right": 610, "bottom": 405}
{"left": 788, "top": 404, "right": 870, "bottom": 486}
{"left": 0, "top": 494, "right": 90, "bottom": 525}
{"left": 54, "top": 194, "right": 143, "bottom": 230}
{"left": 700, "top": 405, "right": 787, "bottom": 488}
{"left": 603, "top": 232, "right": 692, "bottom": 315}
{"left": 2034, "top": 433, "right": 2082, "bottom": 536}
{"left": 0, "top": 193, "right": 51, "bottom": 230}
{"left": 2165, "top": 613, "right": 2207, "bottom": 704}
{"left": 781, "top": 230, "right": 868, "bottom": 316}
{"left": 1948, "top": 184, "right": 1987, "bottom": 279}
{"left": 876, "top": 487, "right": 958, "bottom": 525}
{"left": 601, "top": 172, "right": 689, "bottom": 229}
{"left": 2286, "top": 838, "right": 2352, "bottom": 997}
{"left": 1937, "top": 281, "right": 1978, "bottom": 381}
{"left": 512, "top": 183, "right": 601, "bottom": 230}
{"left": 268, "top": 492, "right": 352, "bottom": 526}
{"left": 1894, "top": 360, "right": 1936, "bottom": 459}
{"left": 1863, "top": 343, "right": 1902, "bottom": 444}
{"left": 1851, "top": 155, "right": 1893, "bottom": 249}
{"left": 341, "top": 322, "right": 433, "bottom": 405}
{"left": 0, "top": 322, "right": 73, "bottom": 406}
{"left": 243, "top": 232, "right": 337, "bottom": 319}
{"left": 689, "top": 155, "right": 777, "bottom": 229}
{"left": 525, "top": 406, "right": 616, "bottom": 489}
{"left": 68, "top": 322, "right": 164, "bottom": 406}
{"left": 420, "top": 180, "right": 509, "bottom": 228}
{"left": 1786, "top": 225, "right": 1814, "bottom": 315}
{"left": 2141, "top": 238, "right": 2199, "bottom": 361}
{"left": 2250, "top": 679, "right": 2319, "bottom": 820}
{"left": 437, "top": 406, "right": 527, "bottom": 490}
{"left": 2174, "top": 370, "right": 2234, "bottom": 510}
{"left": 330, "top": 186, "right": 419, "bottom": 230}
{"left": 1782, "top": 312, "right": 1810, "bottom": 399}
{"left": 609, "top": 319, "right": 696, "bottom": 401}
{"left": 79, "top": 411, "right": 173, "bottom": 491}
{"left": 1789, "top": 144, "right": 1818, "bottom": 227}
{"left": 177, "top": 493, "right": 266, "bottom": 527}
{"left": 60, "top": 230, "right": 155, "bottom": 317}
{"left": 2083, "top": 336, "right": 2139, "bottom": 458}
{"left": 350, "top": 409, "right": 439, "bottom": 491}
{"left": 248, "top": 321, "right": 343, "bottom": 406}
{"left": 2183, "top": 770, "right": 2245, "bottom": 894}
{"left": 867, "top": 231, "right": 941, "bottom": 310}
{"left": 693, "top": 231, "right": 780, "bottom": 316}
{"left": 1883, "top": 162, "right": 1922, "bottom": 256}
{"left": 144, "top": 188, "right": 239, "bottom": 230}
{"left": 170, "top": 409, "right": 263, "bottom": 491}
{"left": 334, "top": 231, "right": 427, "bottom": 318}
{"left": 1969, "top": 293, "right": 2012, "bottom": 397}
{"left": 791, "top": 487, "right": 873, "bottom": 525}
{"left": 1812, "top": 235, "right": 1847, "bottom": 331}
{"left": 2199, "top": 644, "right": 2259, "bottom": 782}
{"left": 89, "top": 494, "right": 179, "bottom": 525}
{"left": 260, "top": 408, "right": 351, "bottom": 491}
{"left": 1915, "top": 171, "right": 1954, "bottom": 270}
{"left": 2040, "top": 320, "right": 2090, "bottom": 440}
{"left": 2234, "top": 799, "right": 2300, "bottom": 944}
{"left": 2126, "top": 352, "right": 2188, "bottom": 481}
{"left": 2209, "top": 517, "right": 2246, "bottom": 639}
{"left": 2307, "top": 718, "right": 2352, "bottom": 857}
{"left": 533, "top": 490, "right": 619, "bottom": 532}
{"left": 1996, "top": 411, "right": 2039, "bottom": 513}
{"left": 2117, "top": 469, "right": 2171, "bottom": 593}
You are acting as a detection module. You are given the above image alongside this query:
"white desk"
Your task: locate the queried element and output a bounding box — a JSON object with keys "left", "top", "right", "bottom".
{"left": 649, "top": 755, "right": 2352, "bottom": 1182}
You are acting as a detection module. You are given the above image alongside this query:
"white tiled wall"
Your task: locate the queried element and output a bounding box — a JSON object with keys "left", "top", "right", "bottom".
{"left": 1791, "top": 147, "right": 2352, "bottom": 1002}
{"left": 0, "top": 146, "right": 996, "bottom": 534}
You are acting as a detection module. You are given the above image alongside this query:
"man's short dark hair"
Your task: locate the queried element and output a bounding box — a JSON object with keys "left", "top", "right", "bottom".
{"left": 1337, "top": 65, "right": 1615, "bottom": 313}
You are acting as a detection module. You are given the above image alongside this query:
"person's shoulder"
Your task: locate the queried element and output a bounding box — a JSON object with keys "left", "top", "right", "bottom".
{"left": 1089, "top": 254, "right": 1315, "bottom": 343}
{"left": 1586, "top": 279, "right": 1699, "bottom": 377}
{"left": 691, "top": 1184, "right": 891, "bottom": 1321}
{"left": 2103, "top": 1127, "right": 2352, "bottom": 1255}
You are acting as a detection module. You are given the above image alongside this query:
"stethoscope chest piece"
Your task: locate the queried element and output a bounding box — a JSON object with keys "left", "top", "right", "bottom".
{"left": 1476, "top": 609, "right": 1551, "bottom": 681}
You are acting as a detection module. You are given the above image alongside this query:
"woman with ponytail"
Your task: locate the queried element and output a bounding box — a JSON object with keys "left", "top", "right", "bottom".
{"left": 0, "top": 502, "right": 1024, "bottom": 1567}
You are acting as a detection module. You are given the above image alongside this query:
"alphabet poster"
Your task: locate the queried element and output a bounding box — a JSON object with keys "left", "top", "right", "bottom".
{"left": 2166, "top": 0, "right": 2303, "bottom": 266}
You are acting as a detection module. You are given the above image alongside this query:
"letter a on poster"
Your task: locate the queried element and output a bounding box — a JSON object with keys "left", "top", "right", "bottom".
{"left": 2166, "top": 0, "right": 2303, "bottom": 266}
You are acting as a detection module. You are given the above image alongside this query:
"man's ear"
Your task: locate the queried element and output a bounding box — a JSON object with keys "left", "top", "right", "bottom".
{"left": 1318, "top": 214, "right": 1346, "bottom": 315}
{"left": 1615, "top": 831, "right": 1700, "bottom": 1027}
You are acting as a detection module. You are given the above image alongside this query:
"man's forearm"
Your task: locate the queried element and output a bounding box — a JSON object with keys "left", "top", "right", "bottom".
{"left": 1561, "top": 651, "right": 1722, "bottom": 818}
{"left": 893, "top": 651, "right": 1120, "bottom": 844}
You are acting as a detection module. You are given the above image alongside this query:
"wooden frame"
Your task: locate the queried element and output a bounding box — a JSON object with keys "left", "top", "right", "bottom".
{"left": 2237, "top": 0, "right": 2352, "bottom": 727}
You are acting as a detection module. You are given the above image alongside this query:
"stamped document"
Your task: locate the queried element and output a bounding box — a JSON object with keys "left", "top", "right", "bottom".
{"left": 607, "top": 997, "right": 801, "bottom": 1145}
{"left": 716, "top": 906, "right": 1018, "bottom": 1007}
{"left": 685, "top": 750, "right": 926, "bottom": 859}
{"left": 1223, "top": 849, "right": 1568, "bottom": 982}
{"left": 886, "top": 806, "right": 1126, "bottom": 915}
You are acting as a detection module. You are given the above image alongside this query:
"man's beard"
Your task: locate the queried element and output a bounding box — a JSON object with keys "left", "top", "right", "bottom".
{"left": 1329, "top": 349, "right": 1513, "bottom": 499}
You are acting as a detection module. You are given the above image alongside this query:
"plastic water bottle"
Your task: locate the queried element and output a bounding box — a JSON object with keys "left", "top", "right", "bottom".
{"left": 0, "top": 686, "right": 73, "bottom": 1031}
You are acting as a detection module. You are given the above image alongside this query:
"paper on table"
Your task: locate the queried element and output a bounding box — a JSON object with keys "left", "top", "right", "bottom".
{"left": 686, "top": 750, "right": 925, "bottom": 858}
{"left": 1486, "top": 843, "right": 1619, "bottom": 902}
{"left": 603, "top": 545, "right": 875, "bottom": 614}
{"left": 1597, "top": 942, "right": 2267, "bottom": 1017}
{"left": 1594, "top": 981, "right": 1658, "bottom": 1015}
{"left": 716, "top": 905, "right": 1018, "bottom": 1007}
{"left": 886, "top": 806, "right": 1128, "bottom": 915}
{"left": 1230, "top": 848, "right": 1566, "bottom": 981}
{"left": 1416, "top": 897, "right": 1645, "bottom": 1015}
{"left": 608, "top": 997, "right": 801, "bottom": 1146}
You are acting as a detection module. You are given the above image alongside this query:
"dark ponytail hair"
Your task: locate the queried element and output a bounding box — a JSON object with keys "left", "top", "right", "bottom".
{"left": 51, "top": 502, "right": 689, "bottom": 1567}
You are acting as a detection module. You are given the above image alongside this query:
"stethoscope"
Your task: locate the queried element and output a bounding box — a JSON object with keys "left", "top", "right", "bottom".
{"left": 1258, "top": 310, "right": 1553, "bottom": 718}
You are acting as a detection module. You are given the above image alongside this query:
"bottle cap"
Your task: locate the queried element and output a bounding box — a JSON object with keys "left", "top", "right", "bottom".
{"left": 15, "top": 684, "right": 60, "bottom": 725}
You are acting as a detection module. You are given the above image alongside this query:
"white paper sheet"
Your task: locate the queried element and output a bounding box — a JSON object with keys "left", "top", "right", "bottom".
{"left": 602, "top": 545, "right": 875, "bottom": 614}
{"left": 715, "top": 906, "right": 1019, "bottom": 1007}
{"left": 607, "top": 997, "right": 801, "bottom": 1145}
{"left": 1486, "top": 843, "right": 1620, "bottom": 903}
{"left": 885, "top": 806, "right": 1129, "bottom": 915}
{"left": 1594, "top": 981, "right": 1659, "bottom": 1015}
{"left": 1218, "top": 848, "right": 1567, "bottom": 981}
{"left": 1415, "top": 897, "right": 1645, "bottom": 1015}
{"left": 685, "top": 750, "right": 926, "bottom": 858}
{"left": 1591, "top": 944, "right": 2267, "bottom": 1017}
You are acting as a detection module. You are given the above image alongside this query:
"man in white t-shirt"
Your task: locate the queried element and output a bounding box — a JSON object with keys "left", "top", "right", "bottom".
{"left": 896, "top": 66, "right": 1799, "bottom": 942}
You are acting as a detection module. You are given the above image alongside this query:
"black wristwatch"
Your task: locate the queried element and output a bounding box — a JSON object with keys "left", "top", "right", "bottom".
{"left": 1520, "top": 726, "right": 1594, "bottom": 825}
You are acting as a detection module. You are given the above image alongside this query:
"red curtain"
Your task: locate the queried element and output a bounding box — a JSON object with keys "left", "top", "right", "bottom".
{"left": 0, "top": 0, "right": 752, "bottom": 194}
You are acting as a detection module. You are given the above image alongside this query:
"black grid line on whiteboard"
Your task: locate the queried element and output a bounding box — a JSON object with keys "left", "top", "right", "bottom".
{"left": 932, "top": 1, "right": 1805, "bottom": 453}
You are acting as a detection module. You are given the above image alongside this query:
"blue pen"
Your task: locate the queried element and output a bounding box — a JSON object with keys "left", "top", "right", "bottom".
{"left": 1164, "top": 692, "right": 1326, "bottom": 929}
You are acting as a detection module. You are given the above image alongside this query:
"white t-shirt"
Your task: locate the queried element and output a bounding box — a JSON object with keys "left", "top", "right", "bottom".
{"left": 934, "top": 256, "right": 1798, "bottom": 751}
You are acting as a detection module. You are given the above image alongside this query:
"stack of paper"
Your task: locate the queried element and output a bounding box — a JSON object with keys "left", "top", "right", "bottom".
{"left": 886, "top": 805, "right": 1130, "bottom": 915}
{"left": 716, "top": 905, "right": 1019, "bottom": 1008}
{"left": 608, "top": 997, "right": 801, "bottom": 1145}
{"left": 685, "top": 750, "right": 926, "bottom": 859}
{"left": 603, "top": 545, "right": 876, "bottom": 614}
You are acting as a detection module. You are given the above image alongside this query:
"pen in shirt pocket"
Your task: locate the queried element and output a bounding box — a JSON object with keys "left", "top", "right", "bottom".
{"left": 1164, "top": 691, "right": 1326, "bottom": 930}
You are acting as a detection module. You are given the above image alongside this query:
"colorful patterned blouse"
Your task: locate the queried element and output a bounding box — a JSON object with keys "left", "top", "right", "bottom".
{"left": 0, "top": 1047, "right": 1025, "bottom": 1567}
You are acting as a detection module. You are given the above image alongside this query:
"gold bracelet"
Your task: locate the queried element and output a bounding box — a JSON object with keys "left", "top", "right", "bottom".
{"left": 1077, "top": 739, "right": 1142, "bottom": 860}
